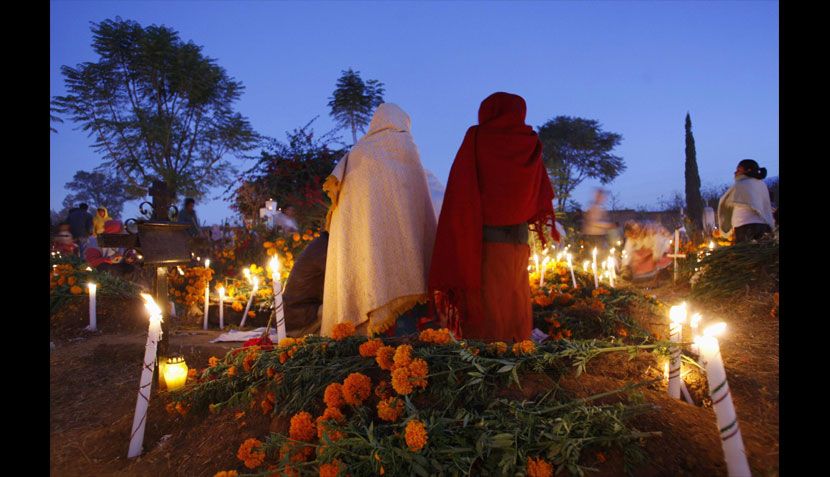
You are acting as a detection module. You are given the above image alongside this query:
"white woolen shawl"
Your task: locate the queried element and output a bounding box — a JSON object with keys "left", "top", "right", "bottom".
{"left": 321, "top": 104, "right": 437, "bottom": 336}
{"left": 717, "top": 175, "right": 775, "bottom": 233}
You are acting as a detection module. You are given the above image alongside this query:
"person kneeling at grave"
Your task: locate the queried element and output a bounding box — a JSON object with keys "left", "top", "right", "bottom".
{"left": 282, "top": 231, "right": 328, "bottom": 337}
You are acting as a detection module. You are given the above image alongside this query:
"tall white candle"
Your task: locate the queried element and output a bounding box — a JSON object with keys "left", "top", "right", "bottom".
{"left": 533, "top": 254, "right": 540, "bottom": 277}
{"left": 668, "top": 303, "right": 687, "bottom": 400}
{"left": 128, "top": 294, "right": 164, "bottom": 458}
{"left": 203, "top": 259, "right": 211, "bottom": 330}
{"left": 566, "top": 253, "right": 577, "bottom": 288}
{"left": 539, "top": 257, "right": 550, "bottom": 288}
{"left": 690, "top": 313, "right": 702, "bottom": 354}
{"left": 696, "top": 323, "right": 751, "bottom": 477}
{"left": 87, "top": 283, "right": 97, "bottom": 331}
{"left": 269, "top": 256, "right": 286, "bottom": 341}
{"left": 591, "top": 247, "right": 599, "bottom": 288}
{"left": 218, "top": 286, "right": 225, "bottom": 329}
{"left": 240, "top": 277, "right": 259, "bottom": 327}
{"left": 607, "top": 256, "right": 616, "bottom": 288}
{"left": 582, "top": 260, "right": 590, "bottom": 273}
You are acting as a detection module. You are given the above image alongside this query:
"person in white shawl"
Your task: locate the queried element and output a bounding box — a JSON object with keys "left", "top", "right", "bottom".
{"left": 321, "top": 103, "right": 437, "bottom": 336}
{"left": 717, "top": 159, "right": 774, "bottom": 243}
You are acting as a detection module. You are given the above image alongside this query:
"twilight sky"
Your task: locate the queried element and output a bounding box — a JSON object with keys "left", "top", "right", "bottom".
{"left": 50, "top": 0, "right": 779, "bottom": 225}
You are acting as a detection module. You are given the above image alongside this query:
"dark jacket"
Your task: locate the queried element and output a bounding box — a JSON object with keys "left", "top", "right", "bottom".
{"left": 283, "top": 232, "right": 328, "bottom": 335}
{"left": 67, "top": 209, "right": 93, "bottom": 239}
{"left": 177, "top": 208, "right": 201, "bottom": 237}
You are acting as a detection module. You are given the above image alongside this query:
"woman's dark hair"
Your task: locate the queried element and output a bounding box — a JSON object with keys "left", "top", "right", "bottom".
{"left": 184, "top": 198, "right": 196, "bottom": 207}
{"left": 738, "top": 159, "right": 767, "bottom": 180}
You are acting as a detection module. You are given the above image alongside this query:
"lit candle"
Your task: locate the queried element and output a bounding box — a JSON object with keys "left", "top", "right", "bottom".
{"left": 708, "top": 241, "right": 715, "bottom": 251}
{"left": 163, "top": 355, "right": 188, "bottom": 392}
{"left": 695, "top": 323, "right": 751, "bottom": 477}
{"left": 128, "top": 294, "right": 163, "bottom": 458}
{"left": 269, "top": 256, "right": 286, "bottom": 341}
{"left": 668, "top": 303, "right": 687, "bottom": 400}
{"left": 240, "top": 276, "right": 259, "bottom": 327}
{"left": 534, "top": 254, "right": 540, "bottom": 276}
{"left": 203, "top": 259, "right": 211, "bottom": 330}
{"left": 217, "top": 286, "right": 225, "bottom": 329}
{"left": 539, "top": 257, "right": 550, "bottom": 288}
{"left": 591, "top": 247, "right": 599, "bottom": 288}
{"left": 566, "top": 253, "right": 577, "bottom": 288}
{"left": 582, "top": 260, "right": 590, "bottom": 273}
{"left": 690, "top": 313, "right": 702, "bottom": 354}
{"left": 87, "top": 283, "right": 97, "bottom": 331}
{"left": 607, "top": 256, "right": 616, "bottom": 288}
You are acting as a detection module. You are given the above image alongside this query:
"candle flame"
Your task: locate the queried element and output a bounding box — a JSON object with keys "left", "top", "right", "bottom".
{"left": 205, "top": 259, "right": 211, "bottom": 268}
{"left": 87, "top": 282, "right": 97, "bottom": 291}
{"left": 703, "top": 322, "right": 727, "bottom": 337}
{"left": 690, "top": 313, "right": 702, "bottom": 328}
{"left": 252, "top": 276, "right": 260, "bottom": 290}
{"left": 140, "top": 293, "right": 163, "bottom": 320}
{"left": 663, "top": 362, "right": 669, "bottom": 381}
{"left": 217, "top": 286, "right": 225, "bottom": 298}
{"left": 269, "top": 255, "right": 280, "bottom": 275}
{"left": 243, "top": 269, "right": 252, "bottom": 282}
{"left": 592, "top": 247, "right": 598, "bottom": 259}
{"left": 669, "top": 302, "right": 687, "bottom": 324}
{"left": 177, "top": 266, "right": 185, "bottom": 276}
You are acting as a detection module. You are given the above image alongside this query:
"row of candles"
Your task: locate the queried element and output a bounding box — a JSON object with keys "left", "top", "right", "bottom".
{"left": 667, "top": 303, "right": 750, "bottom": 477}
{"left": 531, "top": 245, "right": 620, "bottom": 289}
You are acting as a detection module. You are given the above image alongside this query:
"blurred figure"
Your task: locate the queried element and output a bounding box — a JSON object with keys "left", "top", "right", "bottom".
{"left": 67, "top": 203, "right": 93, "bottom": 254}
{"left": 621, "top": 221, "right": 672, "bottom": 281}
{"left": 178, "top": 198, "right": 204, "bottom": 238}
{"left": 52, "top": 223, "right": 78, "bottom": 255}
{"left": 582, "top": 189, "right": 615, "bottom": 249}
{"left": 718, "top": 159, "right": 774, "bottom": 243}
{"left": 91, "top": 206, "right": 111, "bottom": 236}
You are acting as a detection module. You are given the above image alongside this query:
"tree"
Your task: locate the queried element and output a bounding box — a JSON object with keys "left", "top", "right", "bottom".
{"left": 52, "top": 17, "right": 258, "bottom": 200}
{"left": 701, "top": 183, "right": 730, "bottom": 210}
{"left": 537, "top": 116, "right": 625, "bottom": 211}
{"left": 328, "top": 68, "right": 385, "bottom": 144}
{"left": 684, "top": 112, "right": 704, "bottom": 238}
{"left": 61, "top": 170, "right": 136, "bottom": 218}
{"left": 50, "top": 106, "right": 63, "bottom": 133}
{"left": 230, "top": 118, "right": 344, "bottom": 232}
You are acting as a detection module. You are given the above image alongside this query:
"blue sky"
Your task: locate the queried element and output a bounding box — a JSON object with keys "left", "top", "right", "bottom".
{"left": 50, "top": 0, "right": 778, "bottom": 225}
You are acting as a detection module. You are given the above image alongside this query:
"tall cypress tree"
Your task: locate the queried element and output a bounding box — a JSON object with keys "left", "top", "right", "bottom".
{"left": 684, "top": 112, "right": 704, "bottom": 239}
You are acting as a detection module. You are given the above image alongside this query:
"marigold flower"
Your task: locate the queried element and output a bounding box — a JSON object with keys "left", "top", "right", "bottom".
{"left": 408, "top": 358, "right": 429, "bottom": 389}
{"left": 391, "top": 367, "right": 414, "bottom": 395}
{"left": 279, "top": 442, "right": 314, "bottom": 463}
{"left": 279, "top": 337, "right": 297, "bottom": 348}
{"left": 227, "top": 366, "right": 237, "bottom": 377}
{"left": 316, "top": 407, "right": 345, "bottom": 441}
{"left": 527, "top": 456, "right": 554, "bottom": 477}
{"left": 342, "top": 373, "right": 372, "bottom": 406}
{"left": 332, "top": 322, "right": 356, "bottom": 341}
{"left": 213, "top": 471, "right": 239, "bottom": 477}
{"left": 261, "top": 399, "right": 274, "bottom": 415}
{"left": 419, "top": 328, "right": 452, "bottom": 344}
{"left": 209, "top": 356, "right": 220, "bottom": 368}
{"left": 359, "top": 338, "right": 384, "bottom": 357}
{"left": 323, "top": 383, "right": 345, "bottom": 409}
{"left": 70, "top": 285, "right": 83, "bottom": 295}
{"left": 512, "top": 340, "right": 536, "bottom": 355}
{"left": 289, "top": 411, "right": 316, "bottom": 441}
{"left": 67, "top": 276, "right": 77, "bottom": 286}
{"left": 489, "top": 342, "right": 508, "bottom": 355}
{"left": 393, "top": 345, "right": 413, "bottom": 368}
{"left": 319, "top": 459, "right": 344, "bottom": 477}
{"left": 375, "top": 346, "right": 396, "bottom": 370}
{"left": 374, "top": 380, "right": 392, "bottom": 399}
{"left": 596, "top": 451, "right": 607, "bottom": 463}
{"left": 263, "top": 241, "right": 274, "bottom": 249}
{"left": 237, "top": 438, "right": 266, "bottom": 469}
{"left": 232, "top": 302, "right": 244, "bottom": 312}
{"left": 165, "top": 402, "right": 176, "bottom": 415}
{"left": 247, "top": 311, "right": 256, "bottom": 318}
{"left": 377, "top": 397, "right": 404, "bottom": 422}
{"left": 243, "top": 351, "right": 259, "bottom": 373}
{"left": 404, "top": 419, "right": 428, "bottom": 452}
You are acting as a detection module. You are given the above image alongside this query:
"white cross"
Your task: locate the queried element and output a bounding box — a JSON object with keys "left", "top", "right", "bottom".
{"left": 666, "top": 229, "right": 686, "bottom": 283}
{"left": 259, "top": 199, "right": 279, "bottom": 228}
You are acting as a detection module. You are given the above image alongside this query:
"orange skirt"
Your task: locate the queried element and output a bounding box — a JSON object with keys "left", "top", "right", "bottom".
{"left": 462, "top": 242, "right": 532, "bottom": 342}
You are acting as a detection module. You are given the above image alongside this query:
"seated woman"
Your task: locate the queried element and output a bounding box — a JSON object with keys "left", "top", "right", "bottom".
{"left": 283, "top": 231, "right": 328, "bottom": 337}
{"left": 620, "top": 221, "right": 672, "bottom": 281}
{"left": 321, "top": 103, "right": 437, "bottom": 337}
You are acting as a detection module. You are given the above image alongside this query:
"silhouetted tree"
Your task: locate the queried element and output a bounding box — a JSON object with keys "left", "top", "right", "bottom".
{"left": 328, "top": 68, "right": 385, "bottom": 144}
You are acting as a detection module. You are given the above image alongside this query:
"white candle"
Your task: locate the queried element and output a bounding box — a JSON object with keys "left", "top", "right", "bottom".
{"left": 240, "top": 276, "right": 259, "bottom": 327}
{"left": 203, "top": 259, "right": 211, "bottom": 330}
{"left": 607, "top": 256, "right": 616, "bottom": 288}
{"left": 128, "top": 293, "right": 164, "bottom": 458}
{"left": 87, "top": 283, "right": 97, "bottom": 331}
{"left": 690, "top": 313, "right": 702, "bottom": 354}
{"left": 582, "top": 260, "right": 590, "bottom": 273}
{"left": 218, "top": 286, "right": 225, "bottom": 329}
{"left": 591, "top": 247, "right": 599, "bottom": 288}
{"left": 695, "top": 323, "right": 751, "bottom": 477}
{"left": 533, "top": 254, "right": 540, "bottom": 277}
{"left": 668, "top": 303, "right": 687, "bottom": 400}
{"left": 539, "top": 257, "right": 550, "bottom": 288}
{"left": 269, "top": 256, "right": 286, "bottom": 341}
{"left": 566, "top": 253, "right": 577, "bottom": 288}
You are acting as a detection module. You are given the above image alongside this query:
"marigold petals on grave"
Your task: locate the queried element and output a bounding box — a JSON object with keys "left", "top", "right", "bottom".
{"left": 404, "top": 419, "right": 428, "bottom": 452}
{"left": 375, "top": 346, "right": 395, "bottom": 370}
{"left": 393, "top": 345, "right": 413, "bottom": 368}
{"left": 359, "top": 338, "right": 384, "bottom": 357}
{"left": 342, "top": 373, "right": 372, "bottom": 406}
{"left": 289, "top": 411, "right": 316, "bottom": 442}
{"left": 332, "top": 322, "right": 356, "bottom": 340}
{"left": 323, "top": 383, "right": 345, "bottom": 409}
{"left": 237, "top": 438, "right": 266, "bottom": 469}
{"left": 527, "top": 456, "right": 554, "bottom": 477}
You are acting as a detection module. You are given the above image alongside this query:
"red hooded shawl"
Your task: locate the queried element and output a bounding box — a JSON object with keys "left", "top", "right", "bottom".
{"left": 428, "top": 92, "right": 558, "bottom": 336}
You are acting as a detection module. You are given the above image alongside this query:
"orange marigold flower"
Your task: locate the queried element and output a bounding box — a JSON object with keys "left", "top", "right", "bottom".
{"left": 316, "top": 407, "right": 345, "bottom": 441}
{"left": 404, "top": 419, "right": 428, "bottom": 452}
{"left": 527, "top": 456, "right": 554, "bottom": 477}
{"left": 213, "top": 471, "right": 239, "bottom": 477}
{"left": 324, "top": 383, "right": 346, "bottom": 409}
{"left": 247, "top": 311, "right": 256, "bottom": 318}
{"left": 342, "top": 372, "right": 372, "bottom": 406}
{"left": 280, "top": 442, "right": 314, "bottom": 463}
{"left": 209, "top": 356, "right": 220, "bottom": 367}
{"left": 489, "top": 342, "right": 508, "bottom": 355}
{"left": 292, "top": 233, "right": 301, "bottom": 242}
{"left": 70, "top": 285, "right": 83, "bottom": 295}
{"left": 232, "top": 302, "right": 244, "bottom": 312}
{"left": 375, "top": 346, "right": 396, "bottom": 370}
{"left": 263, "top": 241, "right": 274, "bottom": 249}
{"left": 393, "top": 345, "right": 413, "bottom": 368}
{"left": 512, "top": 340, "right": 536, "bottom": 355}
{"left": 267, "top": 367, "right": 276, "bottom": 378}
{"left": 243, "top": 351, "right": 259, "bottom": 373}
{"left": 165, "top": 402, "right": 176, "bottom": 415}
{"left": 391, "top": 367, "right": 414, "bottom": 395}
{"left": 359, "top": 338, "right": 384, "bottom": 357}
{"left": 408, "top": 358, "right": 429, "bottom": 389}
{"left": 319, "top": 459, "right": 344, "bottom": 477}
{"left": 188, "top": 368, "right": 197, "bottom": 378}
{"left": 261, "top": 399, "right": 274, "bottom": 415}
{"left": 618, "top": 327, "right": 628, "bottom": 337}
{"left": 67, "top": 276, "right": 77, "bottom": 286}
{"left": 375, "top": 380, "right": 392, "bottom": 399}
{"left": 592, "top": 287, "right": 610, "bottom": 297}
{"left": 227, "top": 366, "right": 237, "bottom": 377}
{"left": 596, "top": 451, "right": 607, "bottom": 463}
{"left": 419, "top": 328, "right": 452, "bottom": 345}
{"left": 237, "top": 438, "right": 266, "bottom": 469}
{"left": 279, "top": 352, "right": 289, "bottom": 364}
{"left": 332, "top": 322, "right": 356, "bottom": 341}
{"left": 377, "top": 397, "right": 404, "bottom": 422}
{"left": 289, "top": 411, "right": 316, "bottom": 442}
{"left": 533, "top": 294, "right": 553, "bottom": 307}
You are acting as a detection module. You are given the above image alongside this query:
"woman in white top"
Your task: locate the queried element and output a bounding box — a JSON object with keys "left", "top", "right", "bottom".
{"left": 718, "top": 159, "right": 774, "bottom": 243}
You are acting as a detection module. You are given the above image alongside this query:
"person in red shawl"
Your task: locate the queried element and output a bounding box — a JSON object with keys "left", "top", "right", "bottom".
{"left": 428, "top": 92, "right": 558, "bottom": 341}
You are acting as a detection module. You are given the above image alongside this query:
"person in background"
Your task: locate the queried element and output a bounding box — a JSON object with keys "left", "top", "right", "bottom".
{"left": 717, "top": 159, "right": 775, "bottom": 243}
{"left": 429, "top": 92, "right": 558, "bottom": 342}
{"left": 52, "top": 222, "right": 78, "bottom": 256}
{"left": 178, "top": 198, "right": 203, "bottom": 238}
{"left": 91, "top": 206, "right": 111, "bottom": 236}
{"left": 67, "top": 203, "right": 93, "bottom": 254}
{"left": 582, "top": 189, "right": 615, "bottom": 250}
{"left": 283, "top": 231, "right": 329, "bottom": 337}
